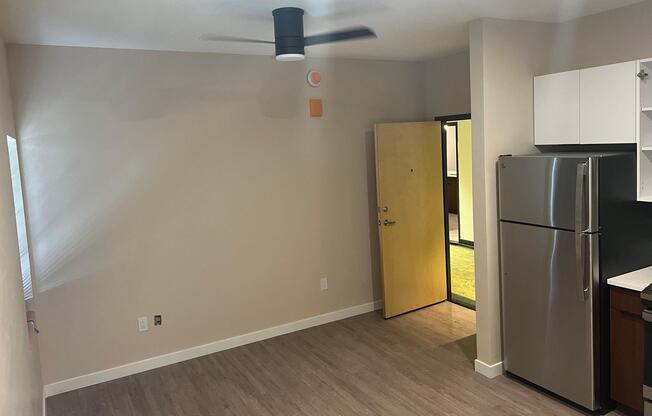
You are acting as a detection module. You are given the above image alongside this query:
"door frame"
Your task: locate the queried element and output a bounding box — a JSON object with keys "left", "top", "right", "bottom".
{"left": 435, "top": 113, "right": 475, "bottom": 310}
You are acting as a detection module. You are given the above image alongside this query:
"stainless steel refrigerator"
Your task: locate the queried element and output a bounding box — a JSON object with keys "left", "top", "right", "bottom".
{"left": 498, "top": 152, "right": 652, "bottom": 412}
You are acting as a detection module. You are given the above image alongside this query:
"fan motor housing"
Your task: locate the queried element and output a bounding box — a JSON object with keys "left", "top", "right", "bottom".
{"left": 272, "top": 7, "right": 305, "bottom": 57}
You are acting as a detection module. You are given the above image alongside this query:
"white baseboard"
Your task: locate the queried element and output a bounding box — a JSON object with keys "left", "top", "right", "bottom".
{"left": 44, "top": 299, "right": 383, "bottom": 398}
{"left": 474, "top": 359, "right": 504, "bottom": 379}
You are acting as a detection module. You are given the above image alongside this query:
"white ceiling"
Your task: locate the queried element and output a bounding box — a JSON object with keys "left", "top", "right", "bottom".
{"left": 0, "top": 0, "right": 646, "bottom": 61}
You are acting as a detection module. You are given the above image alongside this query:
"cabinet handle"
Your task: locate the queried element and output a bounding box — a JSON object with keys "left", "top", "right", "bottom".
{"left": 643, "top": 309, "right": 652, "bottom": 322}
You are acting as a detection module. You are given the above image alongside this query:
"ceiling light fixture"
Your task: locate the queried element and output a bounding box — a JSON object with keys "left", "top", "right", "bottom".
{"left": 276, "top": 53, "right": 305, "bottom": 62}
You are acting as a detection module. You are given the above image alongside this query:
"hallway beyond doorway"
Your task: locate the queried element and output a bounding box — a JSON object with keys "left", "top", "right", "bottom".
{"left": 440, "top": 116, "right": 476, "bottom": 309}
{"left": 450, "top": 244, "right": 475, "bottom": 302}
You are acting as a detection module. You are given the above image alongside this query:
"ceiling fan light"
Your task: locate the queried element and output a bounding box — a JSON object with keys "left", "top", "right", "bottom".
{"left": 276, "top": 53, "right": 305, "bottom": 62}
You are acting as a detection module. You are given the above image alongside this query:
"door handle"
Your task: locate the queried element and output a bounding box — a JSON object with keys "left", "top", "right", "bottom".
{"left": 383, "top": 219, "right": 397, "bottom": 226}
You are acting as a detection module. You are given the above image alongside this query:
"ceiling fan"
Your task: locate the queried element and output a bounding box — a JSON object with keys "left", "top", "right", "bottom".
{"left": 201, "top": 7, "right": 377, "bottom": 61}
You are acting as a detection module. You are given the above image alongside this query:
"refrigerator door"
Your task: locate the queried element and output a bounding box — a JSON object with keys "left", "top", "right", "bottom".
{"left": 498, "top": 155, "right": 598, "bottom": 232}
{"left": 500, "top": 220, "right": 598, "bottom": 410}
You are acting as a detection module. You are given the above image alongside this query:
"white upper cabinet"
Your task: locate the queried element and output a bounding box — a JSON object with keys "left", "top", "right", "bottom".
{"left": 534, "top": 70, "right": 580, "bottom": 145}
{"left": 579, "top": 61, "right": 637, "bottom": 144}
{"left": 534, "top": 60, "right": 638, "bottom": 146}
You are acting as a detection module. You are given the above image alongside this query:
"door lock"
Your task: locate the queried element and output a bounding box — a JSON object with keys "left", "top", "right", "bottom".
{"left": 383, "top": 219, "right": 397, "bottom": 226}
{"left": 382, "top": 206, "right": 389, "bottom": 212}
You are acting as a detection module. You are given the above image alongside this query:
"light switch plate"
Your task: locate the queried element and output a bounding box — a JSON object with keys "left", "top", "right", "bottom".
{"left": 320, "top": 278, "right": 328, "bottom": 291}
{"left": 137, "top": 316, "right": 148, "bottom": 332}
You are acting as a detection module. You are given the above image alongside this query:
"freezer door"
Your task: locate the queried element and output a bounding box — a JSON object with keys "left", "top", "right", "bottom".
{"left": 500, "top": 221, "right": 598, "bottom": 410}
{"left": 498, "top": 155, "right": 598, "bottom": 231}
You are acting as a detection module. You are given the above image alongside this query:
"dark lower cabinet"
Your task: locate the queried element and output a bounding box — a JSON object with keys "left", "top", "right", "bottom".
{"left": 610, "top": 286, "right": 645, "bottom": 415}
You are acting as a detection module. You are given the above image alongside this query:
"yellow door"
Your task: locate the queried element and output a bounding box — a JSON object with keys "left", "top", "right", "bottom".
{"left": 375, "top": 121, "right": 447, "bottom": 318}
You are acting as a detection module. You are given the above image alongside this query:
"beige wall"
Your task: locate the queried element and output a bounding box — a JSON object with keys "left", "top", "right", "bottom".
{"left": 0, "top": 39, "right": 43, "bottom": 416}
{"left": 7, "top": 44, "right": 426, "bottom": 384}
{"left": 425, "top": 51, "right": 471, "bottom": 118}
{"left": 470, "top": 18, "right": 556, "bottom": 366}
{"left": 552, "top": 0, "right": 652, "bottom": 71}
{"left": 471, "top": 0, "right": 652, "bottom": 369}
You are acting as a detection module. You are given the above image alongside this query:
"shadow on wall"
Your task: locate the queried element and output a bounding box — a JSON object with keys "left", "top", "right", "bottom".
{"left": 365, "top": 130, "right": 382, "bottom": 301}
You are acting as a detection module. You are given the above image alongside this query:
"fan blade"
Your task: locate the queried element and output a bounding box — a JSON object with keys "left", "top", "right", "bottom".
{"left": 200, "top": 34, "right": 274, "bottom": 44}
{"left": 304, "top": 26, "right": 376, "bottom": 46}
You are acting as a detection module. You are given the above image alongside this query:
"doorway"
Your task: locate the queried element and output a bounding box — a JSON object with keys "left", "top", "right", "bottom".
{"left": 437, "top": 114, "right": 475, "bottom": 309}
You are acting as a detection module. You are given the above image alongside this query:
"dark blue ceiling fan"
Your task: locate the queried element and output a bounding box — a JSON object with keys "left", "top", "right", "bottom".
{"left": 201, "top": 7, "right": 377, "bottom": 61}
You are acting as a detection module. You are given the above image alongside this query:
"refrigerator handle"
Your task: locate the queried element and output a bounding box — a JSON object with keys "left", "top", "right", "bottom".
{"left": 575, "top": 163, "right": 589, "bottom": 301}
{"left": 574, "top": 162, "right": 587, "bottom": 234}
{"left": 575, "top": 233, "right": 589, "bottom": 301}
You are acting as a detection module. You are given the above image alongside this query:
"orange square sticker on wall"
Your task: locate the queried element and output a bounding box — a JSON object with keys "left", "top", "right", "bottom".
{"left": 309, "top": 99, "right": 323, "bottom": 117}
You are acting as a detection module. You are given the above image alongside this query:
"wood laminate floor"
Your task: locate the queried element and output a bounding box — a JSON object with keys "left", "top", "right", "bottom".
{"left": 47, "top": 302, "right": 620, "bottom": 415}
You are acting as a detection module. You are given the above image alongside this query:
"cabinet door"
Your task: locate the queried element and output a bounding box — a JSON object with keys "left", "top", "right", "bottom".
{"left": 534, "top": 70, "right": 580, "bottom": 145}
{"left": 580, "top": 61, "right": 637, "bottom": 144}
{"left": 610, "top": 286, "right": 644, "bottom": 414}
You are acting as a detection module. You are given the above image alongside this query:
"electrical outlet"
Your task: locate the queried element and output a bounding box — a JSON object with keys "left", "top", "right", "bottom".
{"left": 320, "top": 277, "right": 328, "bottom": 291}
{"left": 137, "top": 316, "right": 148, "bottom": 332}
{"left": 154, "top": 315, "right": 162, "bottom": 326}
